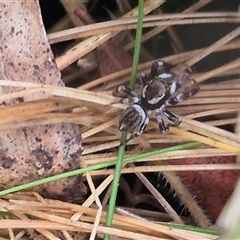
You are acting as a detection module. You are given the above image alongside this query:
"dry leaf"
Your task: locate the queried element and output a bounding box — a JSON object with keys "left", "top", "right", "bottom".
{"left": 0, "top": 0, "right": 86, "bottom": 202}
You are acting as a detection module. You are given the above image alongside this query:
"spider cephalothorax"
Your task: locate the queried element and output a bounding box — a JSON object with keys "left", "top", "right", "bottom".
{"left": 113, "top": 60, "right": 200, "bottom": 138}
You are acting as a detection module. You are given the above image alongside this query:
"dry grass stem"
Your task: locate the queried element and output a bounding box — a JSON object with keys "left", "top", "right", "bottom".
{"left": 82, "top": 148, "right": 234, "bottom": 166}
{"left": 88, "top": 164, "right": 240, "bottom": 176}
{"left": 132, "top": 165, "right": 184, "bottom": 225}
{"left": 2, "top": 1, "right": 240, "bottom": 239}
{"left": 55, "top": 0, "right": 165, "bottom": 70}
{"left": 186, "top": 26, "right": 240, "bottom": 67}
{"left": 48, "top": 12, "right": 239, "bottom": 44}
{"left": 0, "top": 193, "right": 216, "bottom": 240}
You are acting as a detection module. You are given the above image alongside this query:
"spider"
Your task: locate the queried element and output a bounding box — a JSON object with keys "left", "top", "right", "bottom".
{"left": 113, "top": 60, "right": 200, "bottom": 139}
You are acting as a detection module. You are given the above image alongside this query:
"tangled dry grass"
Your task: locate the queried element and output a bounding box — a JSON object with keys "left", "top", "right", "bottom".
{"left": 0, "top": 0, "right": 240, "bottom": 239}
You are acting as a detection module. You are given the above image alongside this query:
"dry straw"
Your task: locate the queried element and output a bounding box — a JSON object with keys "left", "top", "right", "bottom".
{"left": 1, "top": 0, "right": 240, "bottom": 239}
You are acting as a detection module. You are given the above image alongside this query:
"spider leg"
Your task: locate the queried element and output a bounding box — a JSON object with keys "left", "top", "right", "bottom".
{"left": 113, "top": 85, "right": 139, "bottom": 104}
{"left": 151, "top": 60, "right": 165, "bottom": 77}
{"left": 113, "top": 85, "right": 138, "bottom": 98}
{"left": 162, "top": 107, "right": 181, "bottom": 126}
{"left": 156, "top": 112, "right": 169, "bottom": 135}
{"left": 164, "top": 81, "right": 181, "bottom": 105}
{"left": 131, "top": 117, "right": 149, "bottom": 139}
{"left": 139, "top": 117, "right": 149, "bottom": 134}
{"left": 173, "top": 85, "right": 200, "bottom": 103}
{"left": 120, "top": 117, "right": 149, "bottom": 145}
{"left": 138, "top": 73, "right": 147, "bottom": 88}
{"left": 169, "top": 81, "right": 181, "bottom": 96}
{"left": 151, "top": 60, "right": 175, "bottom": 77}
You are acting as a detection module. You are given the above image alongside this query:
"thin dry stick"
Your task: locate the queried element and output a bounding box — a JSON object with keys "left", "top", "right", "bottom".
{"left": 202, "top": 118, "right": 238, "bottom": 127}
{"left": 8, "top": 207, "right": 57, "bottom": 240}
{"left": 78, "top": 41, "right": 240, "bottom": 90}
{"left": 7, "top": 225, "right": 14, "bottom": 240}
{"left": 169, "top": 127, "right": 240, "bottom": 154}
{"left": 84, "top": 170, "right": 102, "bottom": 240}
{"left": 115, "top": 207, "right": 149, "bottom": 221}
{"left": 124, "top": 0, "right": 212, "bottom": 51}
{"left": 83, "top": 149, "right": 234, "bottom": 167}
{"left": 61, "top": 230, "right": 73, "bottom": 240}
{"left": 2, "top": 91, "right": 238, "bottom": 132}
{"left": 186, "top": 26, "right": 240, "bottom": 67}
{"left": 0, "top": 217, "right": 166, "bottom": 240}
{"left": 172, "top": 103, "right": 240, "bottom": 116}
{"left": 197, "top": 89, "right": 240, "bottom": 97}
{"left": 200, "top": 79, "right": 240, "bottom": 90}
{"left": 196, "top": 57, "right": 240, "bottom": 83}
{"left": 83, "top": 140, "right": 120, "bottom": 155}
{"left": 109, "top": 212, "right": 212, "bottom": 240}
{"left": 186, "top": 108, "right": 239, "bottom": 119}
{"left": 0, "top": 219, "right": 85, "bottom": 231}
{"left": 14, "top": 230, "right": 26, "bottom": 240}
{"left": 82, "top": 117, "right": 118, "bottom": 139}
{"left": 131, "top": 163, "right": 184, "bottom": 225}
{"left": 0, "top": 80, "right": 120, "bottom": 109}
{"left": 88, "top": 180, "right": 102, "bottom": 240}
{"left": 179, "top": 96, "right": 240, "bottom": 105}
{"left": 82, "top": 148, "right": 233, "bottom": 166}
{"left": 88, "top": 164, "right": 240, "bottom": 176}
{"left": 162, "top": 171, "right": 212, "bottom": 228}
{"left": 181, "top": 116, "right": 240, "bottom": 146}
{"left": 70, "top": 175, "right": 113, "bottom": 221}
{"left": 101, "top": 184, "right": 112, "bottom": 209}
{"left": 55, "top": 0, "right": 165, "bottom": 70}
{"left": 48, "top": 11, "right": 237, "bottom": 44}
{"left": 78, "top": 150, "right": 103, "bottom": 240}
{"left": 35, "top": 230, "right": 60, "bottom": 240}
{"left": 3, "top": 196, "right": 215, "bottom": 240}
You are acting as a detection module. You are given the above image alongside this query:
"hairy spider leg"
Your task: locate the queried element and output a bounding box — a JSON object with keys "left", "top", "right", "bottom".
{"left": 150, "top": 60, "right": 175, "bottom": 77}
{"left": 164, "top": 81, "right": 181, "bottom": 105}
{"left": 171, "top": 63, "right": 192, "bottom": 75}
{"left": 170, "top": 85, "right": 200, "bottom": 105}
{"left": 133, "top": 116, "right": 149, "bottom": 138}
{"left": 114, "top": 85, "right": 139, "bottom": 104}
{"left": 150, "top": 60, "right": 165, "bottom": 77}
{"left": 138, "top": 73, "right": 147, "bottom": 88}
{"left": 121, "top": 116, "right": 149, "bottom": 145}
{"left": 162, "top": 107, "right": 181, "bottom": 126}
{"left": 156, "top": 111, "right": 169, "bottom": 135}
{"left": 115, "top": 85, "right": 138, "bottom": 98}
{"left": 169, "top": 80, "right": 181, "bottom": 96}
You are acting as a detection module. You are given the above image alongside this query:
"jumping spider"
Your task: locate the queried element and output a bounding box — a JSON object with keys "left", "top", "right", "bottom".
{"left": 113, "top": 60, "right": 200, "bottom": 139}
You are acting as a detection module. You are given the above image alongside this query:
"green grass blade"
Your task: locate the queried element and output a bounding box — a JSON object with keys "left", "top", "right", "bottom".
{"left": 0, "top": 142, "right": 201, "bottom": 197}
{"left": 104, "top": 1, "right": 145, "bottom": 239}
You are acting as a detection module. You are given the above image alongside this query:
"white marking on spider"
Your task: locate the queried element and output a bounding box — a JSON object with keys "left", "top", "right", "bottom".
{"left": 142, "top": 85, "right": 147, "bottom": 98}
{"left": 169, "top": 81, "right": 178, "bottom": 95}
{"left": 158, "top": 73, "right": 172, "bottom": 79}
{"left": 132, "top": 104, "right": 147, "bottom": 126}
{"left": 132, "top": 97, "right": 139, "bottom": 103}
{"left": 157, "top": 61, "right": 164, "bottom": 66}
{"left": 147, "top": 95, "right": 165, "bottom": 104}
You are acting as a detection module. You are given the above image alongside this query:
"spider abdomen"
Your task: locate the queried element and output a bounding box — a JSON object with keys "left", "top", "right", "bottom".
{"left": 119, "top": 104, "right": 147, "bottom": 133}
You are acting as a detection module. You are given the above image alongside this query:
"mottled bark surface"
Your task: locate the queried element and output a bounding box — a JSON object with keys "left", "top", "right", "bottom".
{"left": 0, "top": 1, "right": 86, "bottom": 202}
